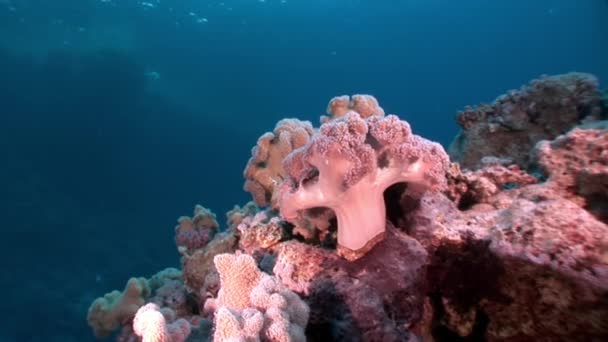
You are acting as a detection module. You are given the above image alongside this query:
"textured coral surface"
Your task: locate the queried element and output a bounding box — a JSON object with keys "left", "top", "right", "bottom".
{"left": 87, "top": 76, "right": 608, "bottom": 342}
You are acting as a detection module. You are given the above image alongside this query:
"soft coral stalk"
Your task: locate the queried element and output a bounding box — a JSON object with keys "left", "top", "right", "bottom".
{"left": 279, "top": 111, "right": 449, "bottom": 259}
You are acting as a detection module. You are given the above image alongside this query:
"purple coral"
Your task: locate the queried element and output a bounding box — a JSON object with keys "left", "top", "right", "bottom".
{"left": 279, "top": 111, "right": 449, "bottom": 259}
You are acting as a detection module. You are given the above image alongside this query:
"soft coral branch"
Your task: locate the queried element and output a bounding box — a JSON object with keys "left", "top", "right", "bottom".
{"left": 279, "top": 110, "right": 449, "bottom": 259}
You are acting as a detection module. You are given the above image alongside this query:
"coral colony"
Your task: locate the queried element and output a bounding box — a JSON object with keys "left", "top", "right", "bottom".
{"left": 87, "top": 73, "right": 608, "bottom": 341}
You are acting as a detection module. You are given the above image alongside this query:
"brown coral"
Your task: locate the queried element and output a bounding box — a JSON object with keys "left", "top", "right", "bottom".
{"left": 87, "top": 277, "right": 151, "bottom": 338}
{"left": 321, "top": 94, "right": 385, "bottom": 123}
{"left": 243, "top": 119, "right": 314, "bottom": 208}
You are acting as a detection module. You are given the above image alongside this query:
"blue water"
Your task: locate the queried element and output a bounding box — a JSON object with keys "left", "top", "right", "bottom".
{"left": 0, "top": 0, "right": 606, "bottom": 340}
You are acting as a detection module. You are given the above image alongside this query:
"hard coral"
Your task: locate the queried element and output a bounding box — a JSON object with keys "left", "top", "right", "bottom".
{"left": 449, "top": 72, "right": 603, "bottom": 170}
{"left": 279, "top": 111, "right": 449, "bottom": 260}
{"left": 406, "top": 120, "right": 608, "bottom": 340}
{"left": 431, "top": 194, "right": 608, "bottom": 340}
{"left": 446, "top": 161, "right": 538, "bottom": 210}
{"left": 272, "top": 225, "right": 428, "bottom": 341}
{"left": 535, "top": 127, "right": 608, "bottom": 209}
{"left": 244, "top": 118, "right": 314, "bottom": 208}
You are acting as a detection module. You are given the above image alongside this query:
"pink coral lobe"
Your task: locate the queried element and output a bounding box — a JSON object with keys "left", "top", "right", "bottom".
{"left": 133, "top": 303, "right": 191, "bottom": 342}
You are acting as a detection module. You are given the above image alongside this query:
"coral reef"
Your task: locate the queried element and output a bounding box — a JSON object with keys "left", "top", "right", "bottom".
{"left": 449, "top": 72, "right": 603, "bottom": 170}
{"left": 535, "top": 128, "right": 608, "bottom": 219}
{"left": 87, "top": 74, "right": 608, "bottom": 341}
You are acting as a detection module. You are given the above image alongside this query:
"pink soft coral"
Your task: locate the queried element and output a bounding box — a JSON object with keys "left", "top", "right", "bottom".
{"left": 279, "top": 111, "right": 449, "bottom": 259}
{"left": 209, "top": 253, "right": 309, "bottom": 342}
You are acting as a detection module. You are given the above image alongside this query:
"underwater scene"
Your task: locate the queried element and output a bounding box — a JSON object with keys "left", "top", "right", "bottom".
{"left": 1, "top": 0, "right": 607, "bottom": 341}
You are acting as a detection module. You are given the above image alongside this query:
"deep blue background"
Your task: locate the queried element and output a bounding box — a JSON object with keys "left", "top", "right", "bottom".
{"left": 0, "top": 0, "right": 606, "bottom": 340}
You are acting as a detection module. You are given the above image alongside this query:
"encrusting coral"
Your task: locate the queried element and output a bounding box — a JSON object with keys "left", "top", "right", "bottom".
{"left": 87, "top": 74, "right": 608, "bottom": 341}
{"left": 449, "top": 72, "right": 603, "bottom": 170}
